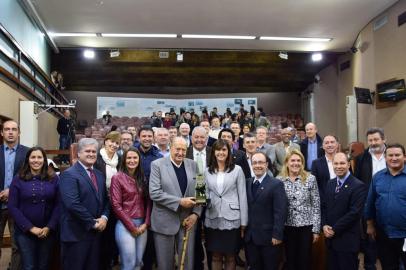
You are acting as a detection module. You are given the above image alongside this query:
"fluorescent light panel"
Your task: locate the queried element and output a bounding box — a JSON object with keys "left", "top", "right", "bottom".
{"left": 182, "top": 34, "right": 256, "bottom": 40}
{"left": 102, "top": 33, "right": 177, "bottom": 38}
{"left": 49, "top": 32, "right": 97, "bottom": 37}
{"left": 259, "top": 36, "right": 332, "bottom": 42}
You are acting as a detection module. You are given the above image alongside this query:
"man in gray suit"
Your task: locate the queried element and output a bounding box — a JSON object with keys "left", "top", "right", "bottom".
{"left": 149, "top": 137, "right": 202, "bottom": 270}
{"left": 275, "top": 128, "right": 300, "bottom": 174}
{"left": 256, "top": 126, "right": 276, "bottom": 170}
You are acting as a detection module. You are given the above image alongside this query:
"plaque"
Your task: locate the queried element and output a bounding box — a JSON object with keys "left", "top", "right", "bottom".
{"left": 195, "top": 174, "right": 207, "bottom": 204}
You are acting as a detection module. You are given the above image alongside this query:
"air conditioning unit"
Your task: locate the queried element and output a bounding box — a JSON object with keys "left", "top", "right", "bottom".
{"left": 346, "top": 96, "right": 358, "bottom": 143}
{"left": 20, "top": 101, "right": 39, "bottom": 147}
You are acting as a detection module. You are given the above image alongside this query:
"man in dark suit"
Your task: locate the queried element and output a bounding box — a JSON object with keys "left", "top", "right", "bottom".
{"left": 354, "top": 127, "right": 386, "bottom": 270}
{"left": 245, "top": 152, "right": 287, "bottom": 270}
{"left": 185, "top": 126, "right": 211, "bottom": 270}
{"left": 0, "top": 120, "right": 29, "bottom": 270}
{"left": 311, "top": 135, "right": 339, "bottom": 202}
{"left": 322, "top": 152, "right": 367, "bottom": 270}
{"left": 300, "top": 122, "right": 324, "bottom": 170}
{"left": 219, "top": 128, "right": 251, "bottom": 178}
{"left": 59, "top": 138, "right": 110, "bottom": 270}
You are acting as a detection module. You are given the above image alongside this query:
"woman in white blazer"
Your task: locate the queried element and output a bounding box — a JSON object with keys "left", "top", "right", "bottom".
{"left": 204, "top": 139, "right": 248, "bottom": 270}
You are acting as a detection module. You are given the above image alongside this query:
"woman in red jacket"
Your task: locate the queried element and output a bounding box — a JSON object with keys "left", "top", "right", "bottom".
{"left": 110, "top": 147, "right": 151, "bottom": 270}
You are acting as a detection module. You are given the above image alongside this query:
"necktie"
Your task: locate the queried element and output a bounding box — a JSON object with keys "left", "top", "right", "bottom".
{"left": 335, "top": 180, "right": 342, "bottom": 193}
{"left": 196, "top": 152, "right": 204, "bottom": 174}
{"left": 252, "top": 180, "right": 260, "bottom": 197}
{"left": 87, "top": 168, "right": 99, "bottom": 192}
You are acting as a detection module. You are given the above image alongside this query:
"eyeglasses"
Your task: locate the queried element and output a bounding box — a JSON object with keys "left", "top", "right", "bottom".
{"left": 251, "top": 161, "right": 267, "bottom": 165}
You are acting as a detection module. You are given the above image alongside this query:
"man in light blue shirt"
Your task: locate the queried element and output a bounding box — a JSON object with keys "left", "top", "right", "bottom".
{"left": 0, "top": 120, "right": 29, "bottom": 270}
{"left": 300, "top": 122, "right": 324, "bottom": 170}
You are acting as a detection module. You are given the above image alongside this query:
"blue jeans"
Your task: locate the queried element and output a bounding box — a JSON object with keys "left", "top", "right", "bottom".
{"left": 59, "top": 134, "right": 72, "bottom": 162}
{"left": 115, "top": 218, "right": 148, "bottom": 270}
{"left": 15, "top": 228, "right": 55, "bottom": 270}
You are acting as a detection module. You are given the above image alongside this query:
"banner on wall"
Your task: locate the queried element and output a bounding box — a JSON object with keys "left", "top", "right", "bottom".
{"left": 97, "top": 97, "right": 257, "bottom": 118}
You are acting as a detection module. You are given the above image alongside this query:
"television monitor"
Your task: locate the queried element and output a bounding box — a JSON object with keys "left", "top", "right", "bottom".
{"left": 354, "top": 87, "right": 373, "bottom": 104}
{"left": 377, "top": 79, "right": 406, "bottom": 102}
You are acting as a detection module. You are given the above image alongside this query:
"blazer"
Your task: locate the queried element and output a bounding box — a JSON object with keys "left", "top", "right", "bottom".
{"left": 186, "top": 145, "right": 211, "bottom": 166}
{"left": 244, "top": 175, "right": 287, "bottom": 245}
{"left": 321, "top": 174, "right": 367, "bottom": 252}
{"left": 59, "top": 162, "right": 110, "bottom": 242}
{"left": 0, "top": 144, "right": 29, "bottom": 190}
{"left": 149, "top": 157, "right": 202, "bottom": 235}
{"left": 300, "top": 133, "right": 324, "bottom": 170}
{"left": 311, "top": 156, "right": 333, "bottom": 202}
{"left": 274, "top": 141, "right": 300, "bottom": 173}
{"left": 258, "top": 143, "right": 276, "bottom": 163}
{"left": 204, "top": 165, "right": 248, "bottom": 227}
{"left": 354, "top": 149, "right": 373, "bottom": 186}
{"left": 232, "top": 149, "right": 251, "bottom": 179}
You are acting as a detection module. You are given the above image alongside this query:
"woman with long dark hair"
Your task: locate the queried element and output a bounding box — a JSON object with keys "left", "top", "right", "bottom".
{"left": 110, "top": 147, "right": 151, "bottom": 270}
{"left": 204, "top": 140, "right": 248, "bottom": 270}
{"left": 8, "top": 147, "right": 59, "bottom": 270}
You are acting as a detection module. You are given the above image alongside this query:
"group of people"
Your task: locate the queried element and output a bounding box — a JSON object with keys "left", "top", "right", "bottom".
{"left": 0, "top": 114, "right": 405, "bottom": 270}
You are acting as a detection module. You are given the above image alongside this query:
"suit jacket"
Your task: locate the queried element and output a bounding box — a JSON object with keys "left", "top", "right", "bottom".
{"left": 244, "top": 175, "right": 287, "bottom": 245}
{"left": 321, "top": 174, "right": 367, "bottom": 252}
{"left": 232, "top": 149, "right": 251, "bottom": 178}
{"left": 149, "top": 157, "right": 202, "bottom": 235}
{"left": 300, "top": 133, "right": 324, "bottom": 170}
{"left": 59, "top": 162, "right": 110, "bottom": 242}
{"left": 186, "top": 146, "right": 211, "bottom": 166}
{"left": 204, "top": 165, "right": 248, "bottom": 226}
{"left": 258, "top": 143, "right": 276, "bottom": 163}
{"left": 311, "top": 156, "right": 333, "bottom": 202}
{"left": 354, "top": 149, "right": 373, "bottom": 186}
{"left": 274, "top": 141, "right": 300, "bottom": 173}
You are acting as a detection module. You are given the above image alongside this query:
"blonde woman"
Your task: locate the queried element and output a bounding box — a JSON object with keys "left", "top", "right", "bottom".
{"left": 277, "top": 149, "right": 320, "bottom": 270}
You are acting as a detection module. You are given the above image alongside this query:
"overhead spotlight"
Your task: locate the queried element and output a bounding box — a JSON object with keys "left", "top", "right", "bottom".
{"left": 311, "top": 52, "right": 323, "bottom": 62}
{"left": 110, "top": 49, "right": 120, "bottom": 58}
{"left": 83, "top": 49, "right": 95, "bottom": 59}
{"left": 278, "top": 52, "right": 288, "bottom": 60}
{"left": 176, "top": 52, "right": 183, "bottom": 62}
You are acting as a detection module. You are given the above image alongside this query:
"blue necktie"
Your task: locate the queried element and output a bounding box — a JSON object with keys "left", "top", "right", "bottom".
{"left": 252, "top": 180, "right": 260, "bottom": 197}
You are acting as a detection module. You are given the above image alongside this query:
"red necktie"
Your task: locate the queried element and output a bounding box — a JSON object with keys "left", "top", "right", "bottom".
{"left": 87, "top": 168, "right": 99, "bottom": 192}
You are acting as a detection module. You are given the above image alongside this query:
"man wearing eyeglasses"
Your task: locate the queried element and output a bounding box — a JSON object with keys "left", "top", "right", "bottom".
{"left": 244, "top": 152, "right": 287, "bottom": 270}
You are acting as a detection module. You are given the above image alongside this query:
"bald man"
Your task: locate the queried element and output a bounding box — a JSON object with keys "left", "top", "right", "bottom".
{"left": 300, "top": 122, "right": 324, "bottom": 170}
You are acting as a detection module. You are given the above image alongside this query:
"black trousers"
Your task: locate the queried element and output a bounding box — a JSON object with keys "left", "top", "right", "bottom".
{"left": 327, "top": 248, "right": 358, "bottom": 270}
{"left": 142, "top": 229, "right": 156, "bottom": 270}
{"left": 284, "top": 225, "right": 313, "bottom": 270}
{"left": 245, "top": 242, "right": 281, "bottom": 270}
{"left": 61, "top": 236, "right": 101, "bottom": 270}
{"left": 376, "top": 228, "right": 406, "bottom": 270}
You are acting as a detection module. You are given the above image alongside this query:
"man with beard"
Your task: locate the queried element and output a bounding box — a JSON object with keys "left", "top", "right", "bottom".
{"left": 117, "top": 131, "right": 133, "bottom": 157}
{"left": 354, "top": 128, "right": 386, "bottom": 270}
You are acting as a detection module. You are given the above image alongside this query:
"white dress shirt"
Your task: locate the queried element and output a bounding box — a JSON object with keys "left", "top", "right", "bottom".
{"left": 193, "top": 147, "right": 207, "bottom": 170}
{"left": 325, "top": 156, "right": 336, "bottom": 179}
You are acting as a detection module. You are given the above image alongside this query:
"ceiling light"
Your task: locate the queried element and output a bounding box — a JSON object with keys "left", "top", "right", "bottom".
{"left": 177, "top": 52, "right": 183, "bottom": 62}
{"left": 49, "top": 32, "right": 97, "bottom": 37}
{"left": 110, "top": 50, "right": 120, "bottom": 58}
{"left": 83, "top": 49, "right": 95, "bottom": 59}
{"left": 181, "top": 34, "right": 256, "bottom": 40}
{"left": 259, "top": 36, "right": 332, "bottom": 42}
{"left": 102, "top": 33, "right": 177, "bottom": 38}
{"left": 311, "top": 53, "right": 323, "bottom": 62}
{"left": 278, "top": 52, "right": 288, "bottom": 60}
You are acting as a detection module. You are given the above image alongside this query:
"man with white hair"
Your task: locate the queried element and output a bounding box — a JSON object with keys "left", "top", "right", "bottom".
{"left": 179, "top": 123, "right": 191, "bottom": 147}
{"left": 59, "top": 138, "right": 110, "bottom": 270}
{"left": 300, "top": 122, "right": 324, "bottom": 170}
{"left": 154, "top": 128, "right": 170, "bottom": 157}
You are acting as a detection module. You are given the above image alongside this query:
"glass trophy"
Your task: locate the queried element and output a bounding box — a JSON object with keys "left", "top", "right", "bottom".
{"left": 195, "top": 173, "right": 207, "bottom": 205}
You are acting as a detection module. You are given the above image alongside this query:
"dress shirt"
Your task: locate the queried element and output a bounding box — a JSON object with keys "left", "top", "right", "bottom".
{"left": 247, "top": 154, "right": 255, "bottom": 177}
{"left": 216, "top": 172, "right": 225, "bottom": 198}
{"left": 155, "top": 144, "right": 170, "bottom": 158}
{"left": 336, "top": 171, "right": 350, "bottom": 192}
{"left": 209, "top": 128, "right": 221, "bottom": 140}
{"left": 364, "top": 167, "right": 406, "bottom": 238}
{"left": 278, "top": 174, "right": 321, "bottom": 233}
{"left": 193, "top": 148, "right": 207, "bottom": 171}
{"left": 307, "top": 139, "right": 318, "bottom": 170}
{"left": 326, "top": 156, "right": 336, "bottom": 179}
{"left": 369, "top": 149, "right": 386, "bottom": 176}
{"left": 254, "top": 173, "right": 267, "bottom": 184}
{"left": 77, "top": 161, "right": 94, "bottom": 178}
{"left": 3, "top": 145, "right": 17, "bottom": 209}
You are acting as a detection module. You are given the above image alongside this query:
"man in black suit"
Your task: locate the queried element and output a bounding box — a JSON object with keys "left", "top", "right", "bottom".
{"left": 322, "top": 152, "right": 367, "bottom": 270}
{"left": 311, "top": 135, "right": 339, "bottom": 202}
{"left": 300, "top": 122, "right": 324, "bottom": 170}
{"left": 354, "top": 127, "right": 386, "bottom": 270}
{"left": 245, "top": 152, "right": 287, "bottom": 270}
{"left": 0, "top": 120, "right": 29, "bottom": 270}
{"left": 185, "top": 126, "right": 211, "bottom": 270}
{"left": 230, "top": 121, "right": 244, "bottom": 151}
{"left": 219, "top": 128, "right": 251, "bottom": 178}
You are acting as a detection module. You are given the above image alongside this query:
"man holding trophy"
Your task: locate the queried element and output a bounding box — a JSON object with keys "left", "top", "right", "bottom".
{"left": 149, "top": 137, "right": 203, "bottom": 270}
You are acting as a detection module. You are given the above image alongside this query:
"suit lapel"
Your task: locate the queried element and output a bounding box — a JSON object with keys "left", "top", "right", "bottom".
{"left": 14, "top": 145, "right": 25, "bottom": 175}
{"left": 184, "top": 159, "right": 195, "bottom": 196}
{"left": 165, "top": 158, "right": 182, "bottom": 197}
{"left": 75, "top": 163, "right": 101, "bottom": 202}
{"left": 334, "top": 175, "right": 354, "bottom": 200}
{"left": 0, "top": 145, "right": 5, "bottom": 190}
{"left": 253, "top": 175, "right": 269, "bottom": 202}
{"left": 247, "top": 177, "right": 254, "bottom": 203}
